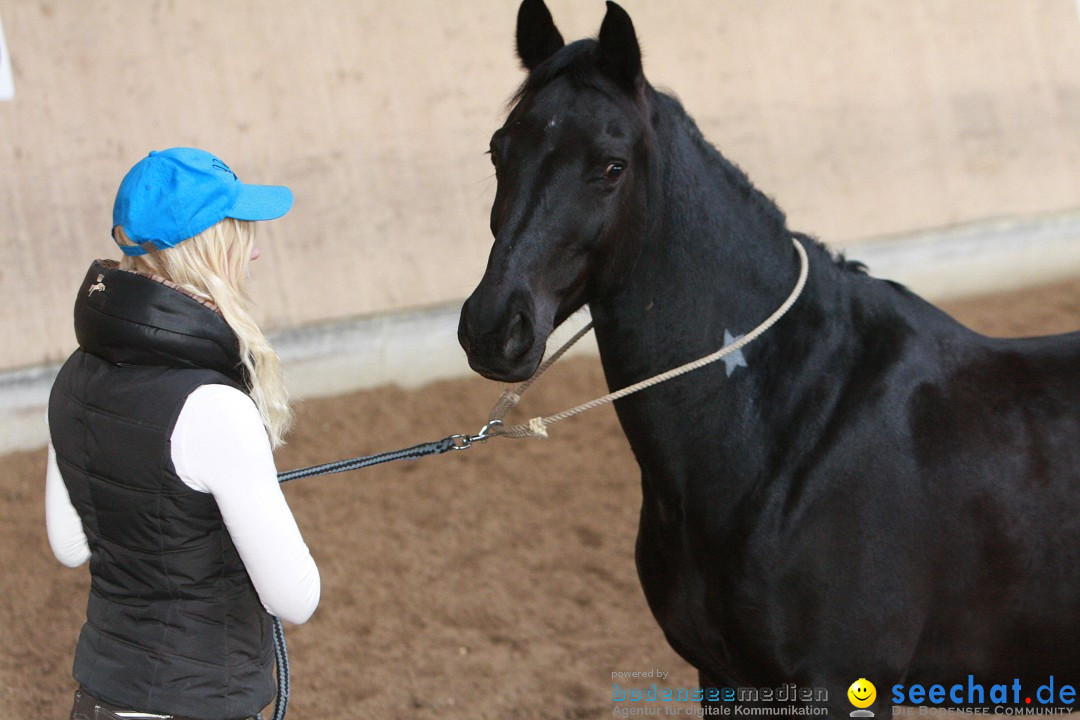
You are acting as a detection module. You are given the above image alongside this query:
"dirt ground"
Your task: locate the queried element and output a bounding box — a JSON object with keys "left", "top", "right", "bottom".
{"left": 3, "top": 276, "right": 1079, "bottom": 719}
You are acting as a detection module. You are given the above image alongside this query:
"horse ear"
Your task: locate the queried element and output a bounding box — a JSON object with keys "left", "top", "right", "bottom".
{"left": 597, "top": 1, "right": 643, "bottom": 92}
{"left": 516, "top": 0, "right": 565, "bottom": 72}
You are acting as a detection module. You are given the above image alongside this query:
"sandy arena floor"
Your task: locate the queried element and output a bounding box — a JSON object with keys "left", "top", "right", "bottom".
{"left": 2, "top": 276, "right": 1079, "bottom": 719}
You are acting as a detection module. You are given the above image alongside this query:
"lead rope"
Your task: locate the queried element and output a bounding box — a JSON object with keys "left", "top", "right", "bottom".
{"left": 488, "top": 237, "right": 809, "bottom": 438}
{"left": 269, "top": 617, "right": 289, "bottom": 720}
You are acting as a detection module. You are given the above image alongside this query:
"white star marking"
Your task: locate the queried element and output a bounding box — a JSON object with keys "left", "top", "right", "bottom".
{"left": 722, "top": 330, "right": 748, "bottom": 377}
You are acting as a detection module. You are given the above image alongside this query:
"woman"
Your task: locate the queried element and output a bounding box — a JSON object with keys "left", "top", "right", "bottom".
{"left": 46, "top": 148, "right": 320, "bottom": 720}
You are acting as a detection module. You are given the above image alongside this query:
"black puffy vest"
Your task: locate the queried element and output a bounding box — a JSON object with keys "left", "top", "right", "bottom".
{"left": 48, "top": 261, "right": 274, "bottom": 720}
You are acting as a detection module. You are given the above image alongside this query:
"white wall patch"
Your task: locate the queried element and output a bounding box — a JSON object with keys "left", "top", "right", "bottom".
{"left": 0, "top": 13, "right": 14, "bottom": 101}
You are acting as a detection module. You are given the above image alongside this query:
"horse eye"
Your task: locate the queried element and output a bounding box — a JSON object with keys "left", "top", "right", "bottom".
{"left": 604, "top": 162, "right": 625, "bottom": 181}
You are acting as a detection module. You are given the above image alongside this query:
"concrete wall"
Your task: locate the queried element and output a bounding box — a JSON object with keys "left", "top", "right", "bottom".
{"left": 2, "top": 0, "right": 1080, "bottom": 373}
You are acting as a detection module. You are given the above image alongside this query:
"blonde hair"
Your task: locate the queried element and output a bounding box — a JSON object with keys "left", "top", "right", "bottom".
{"left": 115, "top": 219, "right": 293, "bottom": 448}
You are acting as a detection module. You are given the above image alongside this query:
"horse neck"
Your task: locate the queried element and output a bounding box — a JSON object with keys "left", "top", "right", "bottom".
{"left": 590, "top": 91, "right": 816, "bottom": 389}
{"left": 583, "top": 92, "right": 873, "bottom": 518}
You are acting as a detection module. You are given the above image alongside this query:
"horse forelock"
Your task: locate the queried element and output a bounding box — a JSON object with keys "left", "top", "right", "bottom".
{"left": 509, "top": 38, "right": 633, "bottom": 111}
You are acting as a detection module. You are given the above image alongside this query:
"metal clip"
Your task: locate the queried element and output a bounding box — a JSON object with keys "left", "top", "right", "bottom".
{"left": 475, "top": 419, "right": 504, "bottom": 441}
{"left": 447, "top": 419, "right": 504, "bottom": 451}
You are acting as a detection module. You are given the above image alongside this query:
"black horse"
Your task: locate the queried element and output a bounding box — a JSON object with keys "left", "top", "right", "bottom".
{"left": 459, "top": 1, "right": 1080, "bottom": 713}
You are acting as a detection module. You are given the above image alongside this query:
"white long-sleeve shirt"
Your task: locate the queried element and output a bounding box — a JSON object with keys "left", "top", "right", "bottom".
{"left": 46, "top": 383, "right": 320, "bottom": 625}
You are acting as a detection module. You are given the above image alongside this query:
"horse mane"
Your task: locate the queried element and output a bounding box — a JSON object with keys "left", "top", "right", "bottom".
{"left": 651, "top": 92, "right": 870, "bottom": 276}
{"left": 650, "top": 91, "right": 790, "bottom": 231}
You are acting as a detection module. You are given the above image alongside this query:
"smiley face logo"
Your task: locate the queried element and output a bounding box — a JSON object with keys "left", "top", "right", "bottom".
{"left": 848, "top": 678, "right": 877, "bottom": 709}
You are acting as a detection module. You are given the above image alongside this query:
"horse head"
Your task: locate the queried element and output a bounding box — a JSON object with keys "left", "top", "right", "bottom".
{"left": 458, "top": 0, "right": 656, "bottom": 382}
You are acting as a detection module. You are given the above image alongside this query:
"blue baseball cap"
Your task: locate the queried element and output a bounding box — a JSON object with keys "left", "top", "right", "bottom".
{"left": 112, "top": 147, "right": 294, "bottom": 256}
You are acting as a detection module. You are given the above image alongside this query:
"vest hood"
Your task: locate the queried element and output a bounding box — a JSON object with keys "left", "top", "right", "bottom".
{"left": 73, "top": 260, "right": 245, "bottom": 385}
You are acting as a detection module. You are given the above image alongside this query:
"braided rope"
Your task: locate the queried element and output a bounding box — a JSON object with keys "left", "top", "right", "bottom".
{"left": 492, "top": 237, "right": 809, "bottom": 438}
{"left": 270, "top": 617, "right": 290, "bottom": 720}
{"left": 276, "top": 437, "right": 457, "bottom": 483}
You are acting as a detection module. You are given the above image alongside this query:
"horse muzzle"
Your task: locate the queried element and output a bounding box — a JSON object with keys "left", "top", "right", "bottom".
{"left": 458, "top": 293, "right": 548, "bottom": 383}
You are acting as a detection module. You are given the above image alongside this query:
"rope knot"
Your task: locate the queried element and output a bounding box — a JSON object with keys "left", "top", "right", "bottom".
{"left": 527, "top": 417, "right": 548, "bottom": 438}
{"left": 490, "top": 390, "right": 522, "bottom": 423}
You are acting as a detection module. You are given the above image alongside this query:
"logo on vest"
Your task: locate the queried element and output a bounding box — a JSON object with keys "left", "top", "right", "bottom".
{"left": 88, "top": 274, "right": 106, "bottom": 296}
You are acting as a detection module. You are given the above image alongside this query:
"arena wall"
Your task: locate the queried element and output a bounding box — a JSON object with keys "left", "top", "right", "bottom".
{"left": 1, "top": 0, "right": 1079, "bottom": 373}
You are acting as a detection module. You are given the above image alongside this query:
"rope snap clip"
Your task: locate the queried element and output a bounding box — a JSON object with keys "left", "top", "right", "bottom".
{"left": 448, "top": 419, "right": 505, "bottom": 451}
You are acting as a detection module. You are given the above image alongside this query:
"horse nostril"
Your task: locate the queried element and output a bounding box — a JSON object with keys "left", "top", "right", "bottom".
{"left": 502, "top": 311, "right": 534, "bottom": 361}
